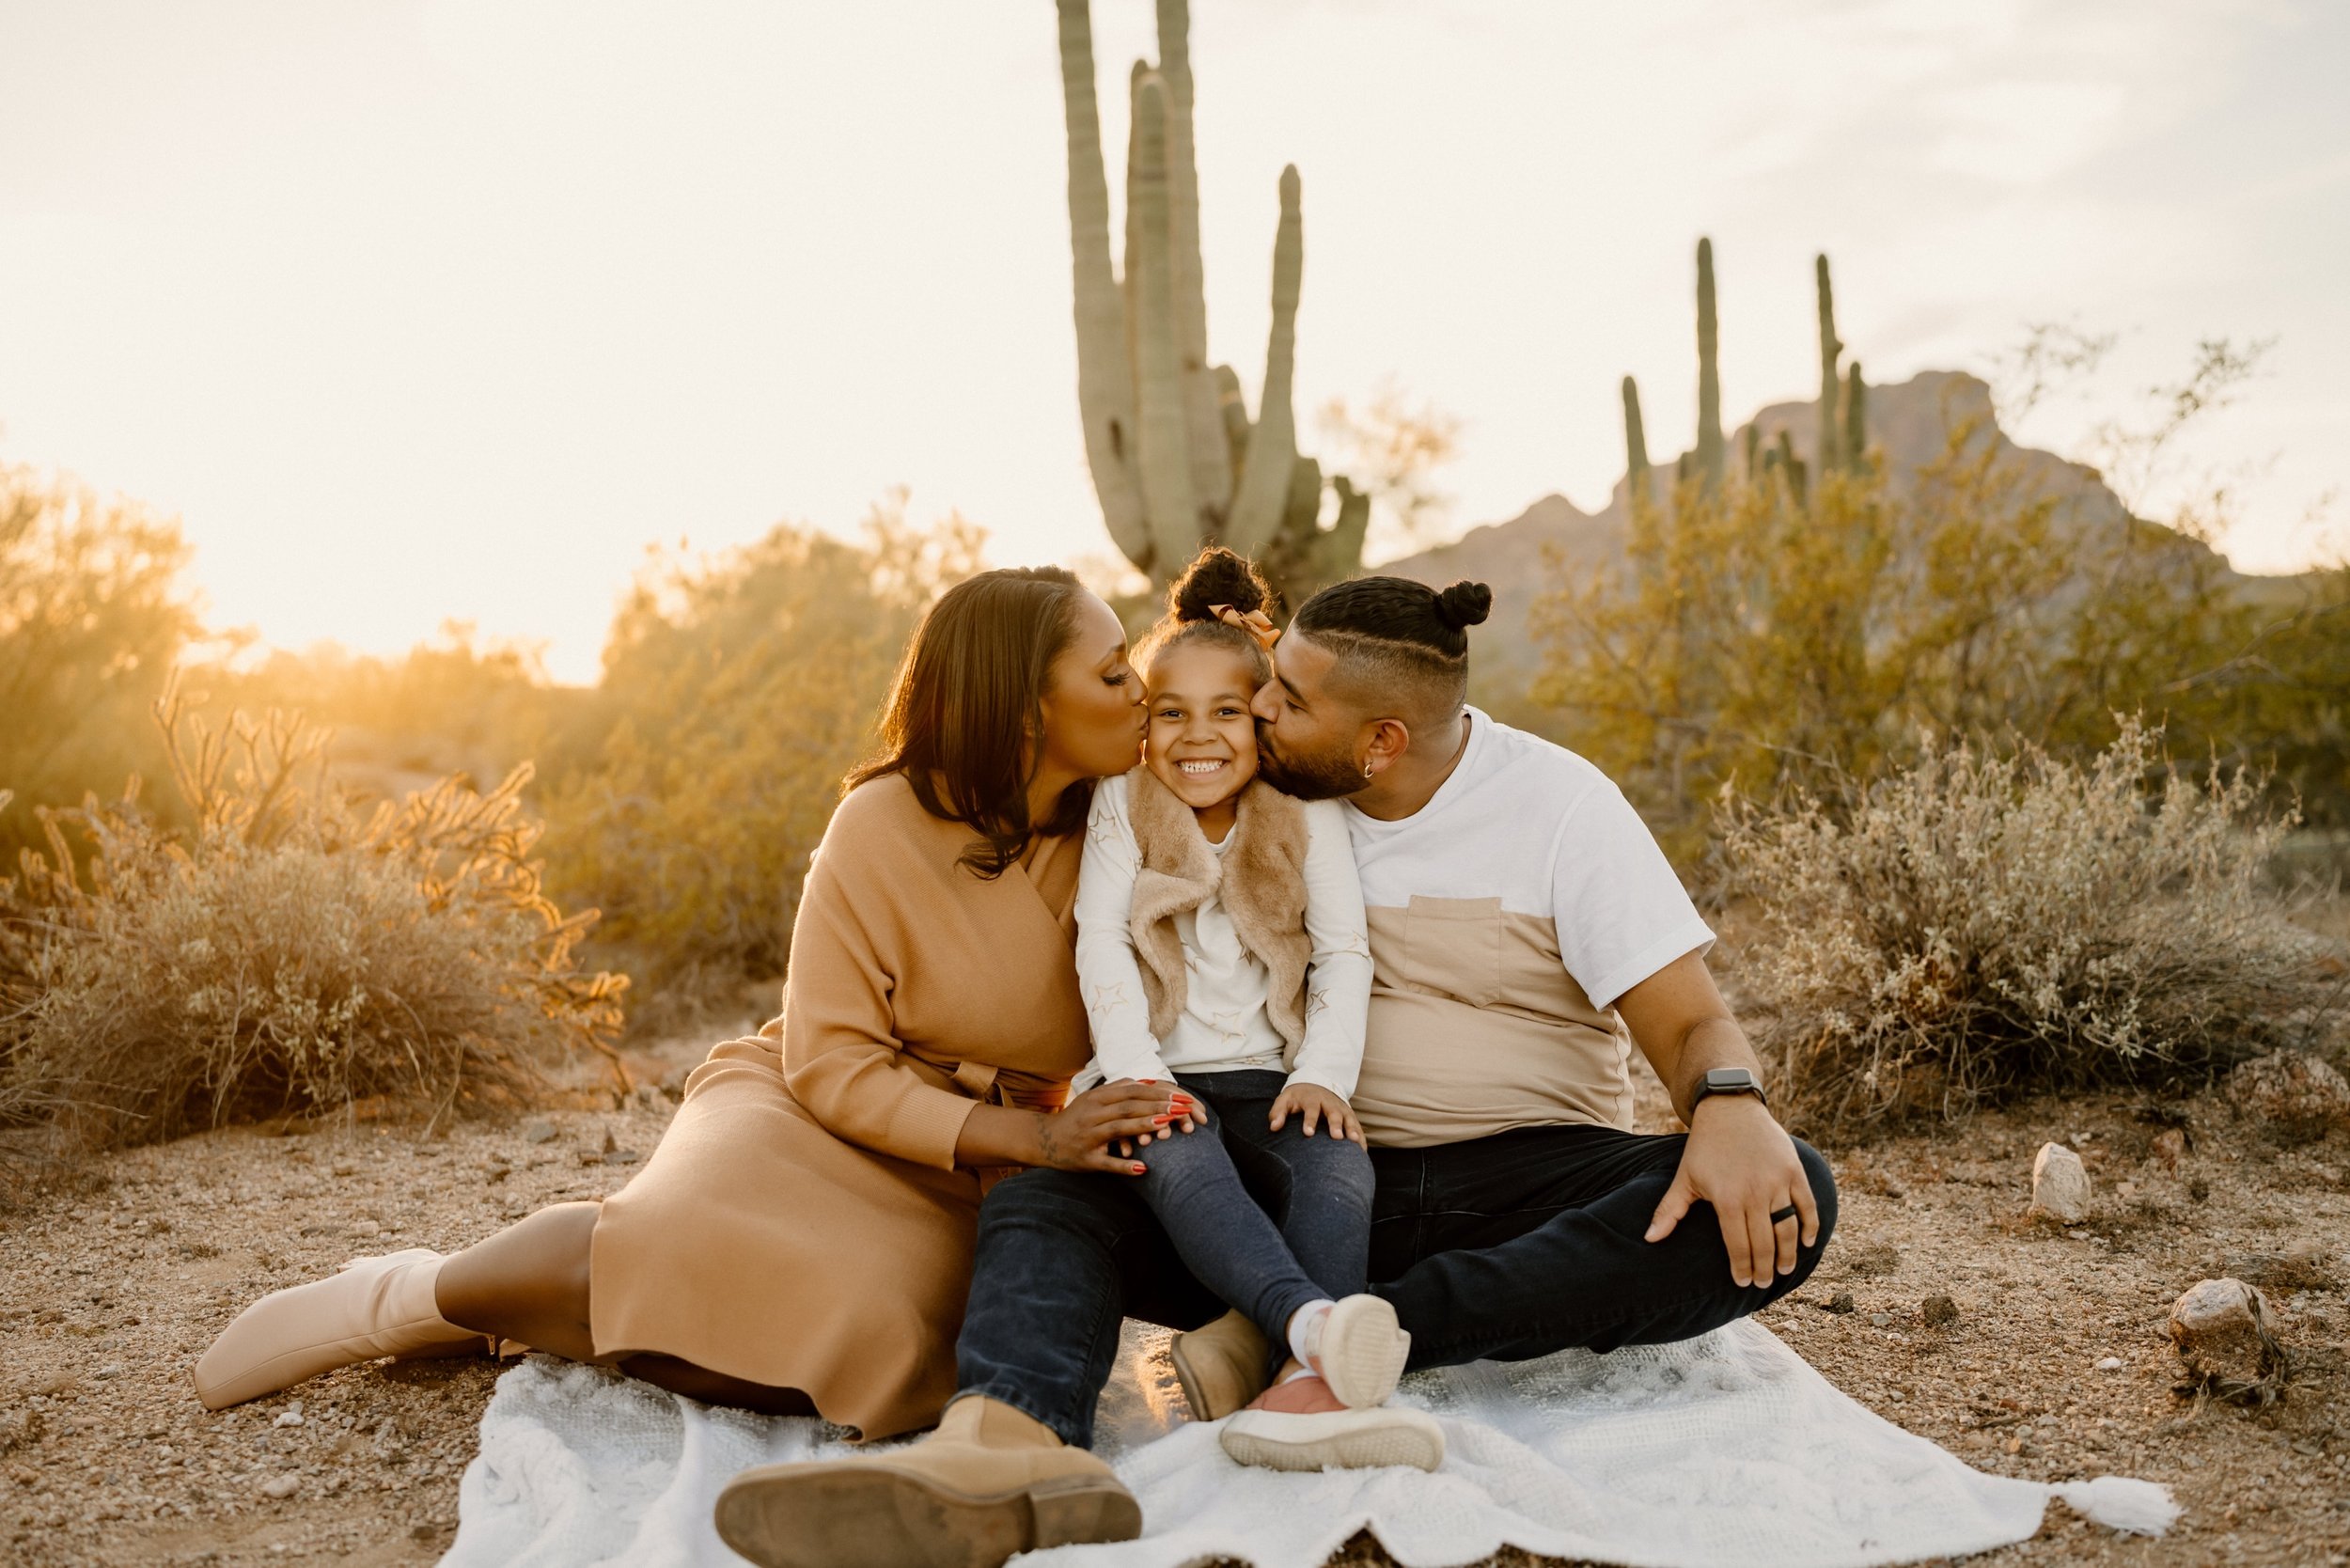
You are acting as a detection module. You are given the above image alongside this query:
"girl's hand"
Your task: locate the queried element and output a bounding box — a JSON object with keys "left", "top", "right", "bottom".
{"left": 1269, "top": 1083, "right": 1364, "bottom": 1146}
{"left": 1036, "top": 1080, "right": 1197, "bottom": 1174}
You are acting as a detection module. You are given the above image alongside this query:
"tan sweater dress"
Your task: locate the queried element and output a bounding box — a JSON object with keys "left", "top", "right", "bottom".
{"left": 588, "top": 773, "right": 1092, "bottom": 1439}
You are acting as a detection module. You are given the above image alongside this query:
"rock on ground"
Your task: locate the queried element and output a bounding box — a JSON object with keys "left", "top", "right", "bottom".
{"left": 2227, "top": 1052, "right": 2350, "bottom": 1143}
{"left": 2167, "top": 1278, "right": 2282, "bottom": 1395}
{"left": 2029, "top": 1140, "right": 2092, "bottom": 1222}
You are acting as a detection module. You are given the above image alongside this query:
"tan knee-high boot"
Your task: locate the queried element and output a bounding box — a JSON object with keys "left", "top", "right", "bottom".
{"left": 713, "top": 1394, "right": 1139, "bottom": 1568}
{"left": 192, "top": 1248, "right": 489, "bottom": 1411}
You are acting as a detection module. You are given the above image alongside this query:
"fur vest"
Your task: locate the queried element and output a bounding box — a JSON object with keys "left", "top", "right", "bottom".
{"left": 1125, "top": 765, "right": 1314, "bottom": 1054}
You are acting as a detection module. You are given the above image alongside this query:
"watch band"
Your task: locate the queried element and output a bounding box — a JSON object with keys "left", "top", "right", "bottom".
{"left": 1689, "top": 1067, "right": 1768, "bottom": 1112}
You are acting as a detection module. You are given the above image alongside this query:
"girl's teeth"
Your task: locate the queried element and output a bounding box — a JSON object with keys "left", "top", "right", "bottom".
{"left": 1179, "top": 761, "right": 1222, "bottom": 774}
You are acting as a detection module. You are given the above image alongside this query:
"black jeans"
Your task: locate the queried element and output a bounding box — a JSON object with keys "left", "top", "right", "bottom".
{"left": 1132, "top": 1070, "right": 1373, "bottom": 1362}
{"left": 956, "top": 1121, "right": 1838, "bottom": 1448}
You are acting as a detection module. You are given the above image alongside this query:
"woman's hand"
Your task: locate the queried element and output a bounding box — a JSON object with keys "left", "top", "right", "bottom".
{"left": 1035, "top": 1080, "right": 1198, "bottom": 1174}
{"left": 1269, "top": 1082, "right": 1364, "bottom": 1146}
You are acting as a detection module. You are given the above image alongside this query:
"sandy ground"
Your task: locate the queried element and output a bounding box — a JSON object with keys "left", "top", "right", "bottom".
{"left": 2, "top": 1051, "right": 2346, "bottom": 1568}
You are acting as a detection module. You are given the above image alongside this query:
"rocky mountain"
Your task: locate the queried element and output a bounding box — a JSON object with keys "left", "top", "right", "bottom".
{"left": 1380, "top": 369, "right": 2266, "bottom": 713}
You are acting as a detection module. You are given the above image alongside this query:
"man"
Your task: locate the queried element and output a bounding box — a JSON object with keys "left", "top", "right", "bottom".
{"left": 713, "top": 575, "right": 1837, "bottom": 1568}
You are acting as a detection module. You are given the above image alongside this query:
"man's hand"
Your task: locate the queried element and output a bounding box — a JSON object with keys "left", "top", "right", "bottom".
{"left": 1268, "top": 1082, "right": 1364, "bottom": 1145}
{"left": 1645, "top": 1094, "right": 1819, "bottom": 1287}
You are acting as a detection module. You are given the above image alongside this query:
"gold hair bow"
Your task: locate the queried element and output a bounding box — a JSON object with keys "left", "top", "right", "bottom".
{"left": 1209, "top": 604, "right": 1281, "bottom": 653}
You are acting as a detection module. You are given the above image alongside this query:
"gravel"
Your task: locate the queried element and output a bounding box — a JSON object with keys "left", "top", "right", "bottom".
{"left": 3, "top": 1047, "right": 2346, "bottom": 1566}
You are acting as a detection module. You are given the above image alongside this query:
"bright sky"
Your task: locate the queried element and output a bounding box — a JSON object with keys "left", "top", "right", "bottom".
{"left": 2, "top": 0, "right": 2343, "bottom": 682}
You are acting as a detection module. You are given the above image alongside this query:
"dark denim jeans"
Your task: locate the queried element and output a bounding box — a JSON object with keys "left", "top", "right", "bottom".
{"left": 1130, "top": 1069, "right": 1373, "bottom": 1359}
{"left": 956, "top": 1120, "right": 1838, "bottom": 1447}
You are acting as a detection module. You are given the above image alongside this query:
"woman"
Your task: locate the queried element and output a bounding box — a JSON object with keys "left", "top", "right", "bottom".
{"left": 194, "top": 567, "right": 1189, "bottom": 1438}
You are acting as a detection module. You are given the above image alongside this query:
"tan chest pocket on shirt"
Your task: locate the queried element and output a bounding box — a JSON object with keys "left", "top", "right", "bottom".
{"left": 1397, "top": 895, "right": 1505, "bottom": 1008}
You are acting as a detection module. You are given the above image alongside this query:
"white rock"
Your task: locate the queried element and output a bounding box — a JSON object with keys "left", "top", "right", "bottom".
{"left": 274, "top": 1403, "right": 305, "bottom": 1428}
{"left": 2167, "top": 1277, "right": 2278, "bottom": 1388}
{"left": 260, "top": 1474, "right": 301, "bottom": 1499}
{"left": 2095, "top": 1356, "right": 2124, "bottom": 1372}
{"left": 2029, "top": 1141, "right": 2092, "bottom": 1222}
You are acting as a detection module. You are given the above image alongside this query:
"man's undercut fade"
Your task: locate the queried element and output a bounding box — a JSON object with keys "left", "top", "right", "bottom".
{"left": 1289, "top": 575, "right": 1494, "bottom": 724}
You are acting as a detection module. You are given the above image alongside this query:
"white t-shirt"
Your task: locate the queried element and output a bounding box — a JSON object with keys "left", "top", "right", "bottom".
{"left": 1342, "top": 708, "right": 1716, "bottom": 1145}
{"left": 1074, "top": 772, "right": 1372, "bottom": 1097}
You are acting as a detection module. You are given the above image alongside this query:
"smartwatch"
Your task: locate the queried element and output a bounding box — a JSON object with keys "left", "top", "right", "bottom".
{"left": 1688, "top": 1066, "right": 1768, "bottom": 1113}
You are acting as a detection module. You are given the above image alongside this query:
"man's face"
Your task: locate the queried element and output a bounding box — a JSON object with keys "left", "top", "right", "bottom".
{"left": 1249, "top": 633, "right": 1373, "bottom": 801}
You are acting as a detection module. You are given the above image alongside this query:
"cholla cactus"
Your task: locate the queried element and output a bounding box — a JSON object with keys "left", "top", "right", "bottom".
{"left": 1056, "top": 0, "right": 1348, "bottom": 598}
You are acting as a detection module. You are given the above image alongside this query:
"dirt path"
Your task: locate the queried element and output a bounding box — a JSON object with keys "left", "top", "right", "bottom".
{"left": 2, "top": 1071, "right": 2344, "bottom": 1566}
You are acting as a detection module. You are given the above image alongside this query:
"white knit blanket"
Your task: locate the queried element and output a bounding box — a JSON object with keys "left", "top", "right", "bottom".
{"left": 440, "top": 1321, "right": 2174, "bottom": 1568}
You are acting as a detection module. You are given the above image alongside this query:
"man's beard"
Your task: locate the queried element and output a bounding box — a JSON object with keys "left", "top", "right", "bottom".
{"left": 1254, "top": 723, "right": 1368, "bottom": 802}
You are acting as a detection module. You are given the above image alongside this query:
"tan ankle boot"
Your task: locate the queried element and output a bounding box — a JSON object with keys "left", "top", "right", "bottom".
{"left": 192, "top": 1248, "right": 488, "bottom": 1411}
{"left": 1168, "top": 1309, "right": 1270, "bottom": 1421}
{"left": 713, "top": 1394, "right": 1140, "bottom": 1568}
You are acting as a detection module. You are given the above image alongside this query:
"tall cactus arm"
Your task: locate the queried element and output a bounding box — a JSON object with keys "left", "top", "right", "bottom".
{"left": 1056, "top": 0, "right": 1149, "bottom": 570}
{"left": 1223, "top": 164, "right": 1303, "bottom": 560}
{"left": 1130, "top": 74, "right": 1201, "bottom": 577}
{"left": 1153, "top": 0, "right": 1234, "bottom": 515}
{"left": 1694, "top": 237, "right": 1725, "bottom": 495}
{"left": 1814, "top": 253, "right": 1842, "bottom": 475}
{"left": 1214, "top": 363, "right": 1252, "bottom": 476}
{"left": 1843, "top": 361, "right": 1868, "bottom": 471}
{"left": 1309, "top": 474, "right": 1371, "bottom": 588}
{"left": 1622, "top": 374, "right": 1651, "bottom": 503}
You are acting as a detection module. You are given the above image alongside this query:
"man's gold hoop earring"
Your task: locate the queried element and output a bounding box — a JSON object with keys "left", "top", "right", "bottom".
{"left": 1362, "top": 762, "right": 1374, "bottom": 778}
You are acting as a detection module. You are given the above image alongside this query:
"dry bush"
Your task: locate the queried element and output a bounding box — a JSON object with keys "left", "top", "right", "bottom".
{"left": 0, "top": 685, "right": 625, "bottom": 1162}
{"left": 540, "top": 503, "right": 982, "bottom": 1029}
{"left": 1722, "top": 722, "right": 2336, "bottom": 1131}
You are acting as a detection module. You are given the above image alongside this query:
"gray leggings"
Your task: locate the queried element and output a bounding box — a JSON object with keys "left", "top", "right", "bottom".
{"left": 1132, "top": 1069, "right": 1375, "bottom": 1358}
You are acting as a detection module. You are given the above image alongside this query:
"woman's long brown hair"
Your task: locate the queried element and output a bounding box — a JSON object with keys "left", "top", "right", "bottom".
{"left": 846, "top": 565, "right": 1092, "bottom": 877}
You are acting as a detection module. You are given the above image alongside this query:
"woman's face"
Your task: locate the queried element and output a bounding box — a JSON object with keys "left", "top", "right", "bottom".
{"left": 1037, "top": 589, "right": 1146, "bottom": 783}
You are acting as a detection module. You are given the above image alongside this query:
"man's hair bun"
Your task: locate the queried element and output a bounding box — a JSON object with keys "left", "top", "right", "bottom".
{"left": 1433, "top": 581, "right": 1493, "bottom": 631}
{"left": 1167, "top": 545, "right": 1272, "bottom": 623}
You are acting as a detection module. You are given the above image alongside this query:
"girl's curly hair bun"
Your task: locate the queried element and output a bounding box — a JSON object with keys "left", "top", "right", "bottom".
{"left": 1167, "top": 545, "right": 1273, "bottom": 623}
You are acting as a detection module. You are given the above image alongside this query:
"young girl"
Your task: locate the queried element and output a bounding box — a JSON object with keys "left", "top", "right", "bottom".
{"left": 1074, "top": 547, "right": 1439, "bottom": 1470}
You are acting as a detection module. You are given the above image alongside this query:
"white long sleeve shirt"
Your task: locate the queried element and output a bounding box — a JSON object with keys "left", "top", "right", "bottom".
{"left": 1073, "top": 773, "right": 1372, "bottom": 1098}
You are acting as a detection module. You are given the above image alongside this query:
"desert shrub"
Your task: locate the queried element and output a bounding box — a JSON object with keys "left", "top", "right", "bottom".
{"left": 0, "top": 687, "right": 625, "bottom": 1157}
{"left": 212, "top": 621, "right": 579, "bottom": 805}
{"left": 1721, "top": 722, "right": 2334, "bottom": 1131}
{"left": 539, "top": 503, "right": 982, "bottom": 1027}
{"left": 1534, "top": 413, "right": 2255, "bottom": 861}
{"left": 0, "top": 463, "right": 204, "bottom": 861}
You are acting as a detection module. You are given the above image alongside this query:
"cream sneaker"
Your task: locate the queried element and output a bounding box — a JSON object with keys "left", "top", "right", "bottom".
{"left": 713, "top": 1394, "right": 1140, "bottom": 1568}
{"left": 1219, "top": 1403, "right": 1446, "bottom": 1472}
{"left": 192, "top": 1248, "right": 488, "bottom": 1410}
{"left": 1300, "top": 1294, "right": 1411, "bottom": 1410}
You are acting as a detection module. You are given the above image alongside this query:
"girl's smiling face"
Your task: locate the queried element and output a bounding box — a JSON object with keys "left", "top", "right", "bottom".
{"left": 1143, "top": 641, "right": 1262, "bottom": 813}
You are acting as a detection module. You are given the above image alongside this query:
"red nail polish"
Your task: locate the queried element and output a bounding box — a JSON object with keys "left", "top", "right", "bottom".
{"left": 1131, "top": 1163, "right": 1147, "bottom": 1175}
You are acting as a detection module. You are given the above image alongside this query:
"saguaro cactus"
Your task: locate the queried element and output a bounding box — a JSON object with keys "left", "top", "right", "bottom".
{"left": 1814, "top": 254, "right": 1843, "bottom": 475}
{"left": 1843, "top": 361, "right": 1868, "bottom": 471}
{"left": 1055, "top": 0, "right": 1350, "bottom": 598}
{"left": 1622, "top": 375, "right": 1651, "bottom": 508}
{"left": 1695, "top": 238, "right": 1724, "bottom": 495}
